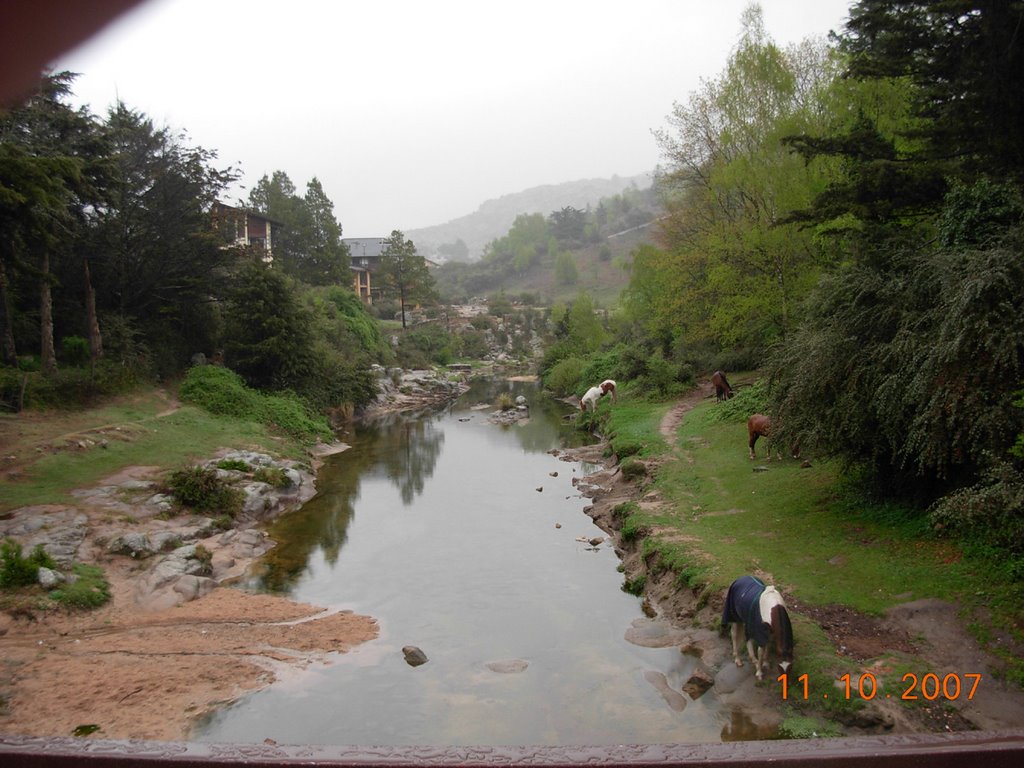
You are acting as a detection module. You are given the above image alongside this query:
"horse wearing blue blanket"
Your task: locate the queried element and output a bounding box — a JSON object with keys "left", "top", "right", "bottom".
{"left": 721, "top": 575, "right": 794, "bottom": 682}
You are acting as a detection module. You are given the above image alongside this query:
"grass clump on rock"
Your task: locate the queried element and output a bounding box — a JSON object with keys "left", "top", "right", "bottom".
{"left": 49, "top": 564, "right": 112, "bottom": 609}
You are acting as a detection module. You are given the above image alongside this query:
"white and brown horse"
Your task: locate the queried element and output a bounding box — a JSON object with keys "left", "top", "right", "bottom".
{"left": 599, "top": 379, "right": 617, "bottom": 402}
{"left": 580, "top": 385, "right": 603, "bottom": 412}
{"left": 721, "top": 575, "right": 794, "bottom": 682}
{"left": 581, "top": 380, "right": 617, "bottom": 412}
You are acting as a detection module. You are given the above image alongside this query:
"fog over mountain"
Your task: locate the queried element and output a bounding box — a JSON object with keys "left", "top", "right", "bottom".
{"left": 406, "top": 172, "right": 654, "bottom": 262}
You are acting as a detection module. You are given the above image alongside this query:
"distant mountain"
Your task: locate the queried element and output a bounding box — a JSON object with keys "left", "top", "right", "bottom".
{"left": 406, "top": 172, "right": 654, "bottom": 262}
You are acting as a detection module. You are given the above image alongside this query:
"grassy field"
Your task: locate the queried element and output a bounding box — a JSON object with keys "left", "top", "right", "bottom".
{"left": 0, "top": 390, "right": 306, "bottom": 513}
{"left": 604, "top": 392, "right": 1024, "bottom": 721}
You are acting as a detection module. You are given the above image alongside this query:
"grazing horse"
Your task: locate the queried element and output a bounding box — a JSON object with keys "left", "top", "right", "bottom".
{"left": 712, "top": 371, "right": 734, "bottom": 402}
{"left": 721, "top": 575, "right": 794, "bottom": 682}
{"left": 599, "top": 379, "right": 617, "bottom": 403}
{"left": 580, "top": 385, "right": 603, "bottom": 412}
{"left": 747, "top": 413, "right": 772, "bottom": 459}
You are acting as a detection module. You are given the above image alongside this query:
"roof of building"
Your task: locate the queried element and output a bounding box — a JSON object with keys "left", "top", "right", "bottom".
{"left": 343, "top": 237, "right": 387, "bottom": 258}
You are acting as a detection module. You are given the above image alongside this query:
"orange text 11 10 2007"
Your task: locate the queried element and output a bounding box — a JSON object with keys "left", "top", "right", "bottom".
{"left": 777, "top": 672, "right": 982, "bottom": 701}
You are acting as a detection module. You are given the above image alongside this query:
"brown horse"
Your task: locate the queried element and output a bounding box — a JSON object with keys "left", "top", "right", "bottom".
{"left": 712, "top": 371, "right": 733, "bottom": 402}
{"left": 747, "top": 413, "right": 771, "bottom": 459}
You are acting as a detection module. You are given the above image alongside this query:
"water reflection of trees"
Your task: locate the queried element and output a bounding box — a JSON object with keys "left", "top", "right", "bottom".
{"left": 255, "top": 439, "right": 378, "bottom": 592}
{"left": 368, "top": 411, "right": 445, "bottom": 505}
{"left": 253, "top": 411, "right": 445, "bottom": 592}
{"left": 254, "top": 382, "right": 584, "bottom": 593}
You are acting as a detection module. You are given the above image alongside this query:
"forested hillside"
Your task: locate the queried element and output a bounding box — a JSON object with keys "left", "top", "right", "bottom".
{"left": 433, "top": 183, "right": 661, "bottom": 305}
{"left": 407, "top": 173, "right": 652, "bottom": 262}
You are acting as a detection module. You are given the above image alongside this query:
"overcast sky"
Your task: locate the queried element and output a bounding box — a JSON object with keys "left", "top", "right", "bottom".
{"left": 52, "top": 0, "right": 852, "bottom": 238}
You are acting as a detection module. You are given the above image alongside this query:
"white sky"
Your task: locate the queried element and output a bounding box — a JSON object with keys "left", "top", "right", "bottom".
{"left": 52, "top": 0, "right": 852, "bottom": 238}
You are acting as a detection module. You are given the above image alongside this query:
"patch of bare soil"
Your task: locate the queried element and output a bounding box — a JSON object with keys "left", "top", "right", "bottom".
{"left": 564, "top": 379, "right": 1024, "bottom": 737}
{"left": 0, "top": 585, "right": 377, "bottom": 741}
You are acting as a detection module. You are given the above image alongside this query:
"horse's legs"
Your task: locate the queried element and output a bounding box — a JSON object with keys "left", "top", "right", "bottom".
{"left": 752, "top": 644, "right": 767, "bottom": 681}
{"left": 748, "top": 433, "right": 758, "bottom": 460}
{"left": 730, "top": 623, "right": 744, "bottom": 667}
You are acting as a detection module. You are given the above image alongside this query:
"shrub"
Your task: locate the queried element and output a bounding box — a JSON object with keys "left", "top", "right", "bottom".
{"left": 455, "top": 329, "right": 489, "bottom": 359}
{"left": 179, "top": 365, "right": 333, "bottom": 442}
{"left": 620, "top": 515, "right": 651, "bottom": 543}
{"left": 705, "top": 379, "right": 770, "bottom": 424}
{"left": 166, "top": 465, "right": 243, "bottom": 517}
{"left": 1, "top": 363, "right": 141, "bottom": 411}
{"left": 544, "top": 356, "right": 585, "bottom": 396}
{"left": 396, "top": 325, "right": 453, "bottom": 368}
{"left": 622, "top": 575, "right": 646, "bottom": 596}
{"left": 253, "top": 466, "right": 291, "bottom": 488}
{"left": 260, "top": 392, "right": 334, "bottom": 442}
{"left": 179, "top": 365, "right": 261, "bottom": 418}
{"left": 579, "top": 349, "right": 623, "bottom": 390}
{"left": 59, "top": 336, "right": 90, "bottom": 366}
{"left": 637, "top": 351, "right": 683, "bottom": 398}
{"left": 192, "top": 544, "right": 214, "bottom": 577}
{"left": 1, "top": 540, "right": 56, "bottom": 588}
{"left": 929, "top": 461, "right": 1024, "bottom": 554}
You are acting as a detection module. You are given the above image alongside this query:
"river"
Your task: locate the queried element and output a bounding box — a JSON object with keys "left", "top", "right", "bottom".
{"left": 193, "top": 378, "right": 735, "bottom": 746}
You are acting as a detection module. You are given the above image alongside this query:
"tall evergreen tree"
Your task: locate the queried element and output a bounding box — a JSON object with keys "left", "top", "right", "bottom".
{"left": 768, "top": 1, "right": 1024, "bottom": 501}
{"left": 301, "top": 177, "right": 350, "bottom": 286}
{"left": 376, "top": 230, "right": 436, "bottom": 329}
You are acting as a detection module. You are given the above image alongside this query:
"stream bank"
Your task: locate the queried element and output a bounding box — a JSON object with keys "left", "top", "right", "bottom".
{"left": 561, "top": 382, "right": 1024, "bottom": 738}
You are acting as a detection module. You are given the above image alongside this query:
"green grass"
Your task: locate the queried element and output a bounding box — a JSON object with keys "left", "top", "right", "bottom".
{"left": 607, "top": 390, "right": 1024, "bottom": 719}
{"left": 649, "top": 401, "right": 978, "bottom": 613}
{"left": 1, "top": 404, "right": 303, "bottom": 512}
{"left": 604, "top": 400, "right": 671, "bottom": 458}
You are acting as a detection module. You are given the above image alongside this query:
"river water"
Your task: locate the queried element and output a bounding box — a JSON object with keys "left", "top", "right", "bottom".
{"left": 193, "top": 379, "right": 734, "bottom": 746}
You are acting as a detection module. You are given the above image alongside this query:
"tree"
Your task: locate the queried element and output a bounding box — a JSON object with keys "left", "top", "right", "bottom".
{"left": 564, "top": 292, "right": 606, "bottom": 354}
{"left": 766, "top": 1, "right": 1024, "bottom": 502}
{"left": 842, "top": 0, "right": 1024, "bottom": 184}
{"left": 644, "top": 5, "right": 839, "bottom": 355}
{"left": 438, "top": 238, "right": 469, "bottom": 262}
{"left": 301, "top": 177, "right": 350, "bottom": 286}
{"left": 0, "top": 72, "right": 98, "bottom": 373}
{"left": 554, "top": 251, "right": 578, "bottom": 286}
{"left": 248, "top": 172, "right": 350, "bottom": 287}
{"left": 376, "top": 230, "right": 436, "bottom": 328}
{"left": 222, "top": 261, "right": 316, "bottom": 390}
{"left": 86, "top": 102, "right": 237, "bottom": 373}
{"left": 248, "top": 171, "right": 313, "bottom": 279}
{"left": 548, "top": 206, "right": 587, "bottom": 247}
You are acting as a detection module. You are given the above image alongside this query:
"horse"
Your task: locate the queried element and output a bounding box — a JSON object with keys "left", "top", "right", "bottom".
{"left": 712, "top": 371, "right": 734, "bottom": 402}
{"left": 599, "top": 379, "right": 617, "bottom": 403}
{"left": 747, "top": 413, "right": 772, "bottom": 459}
{"left": 720, "top": 575, "right": 794, "bottom": 683}
{"left": 580, "top": 385, "right": 603, "bottom": 412}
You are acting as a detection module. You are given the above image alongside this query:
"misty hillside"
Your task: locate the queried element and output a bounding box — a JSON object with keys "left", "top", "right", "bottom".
{"left": 406, "top": 172, "right": 653, "bottom": 261}
{"left": 432, "top": 182, "right": 662, "bottom": 307}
